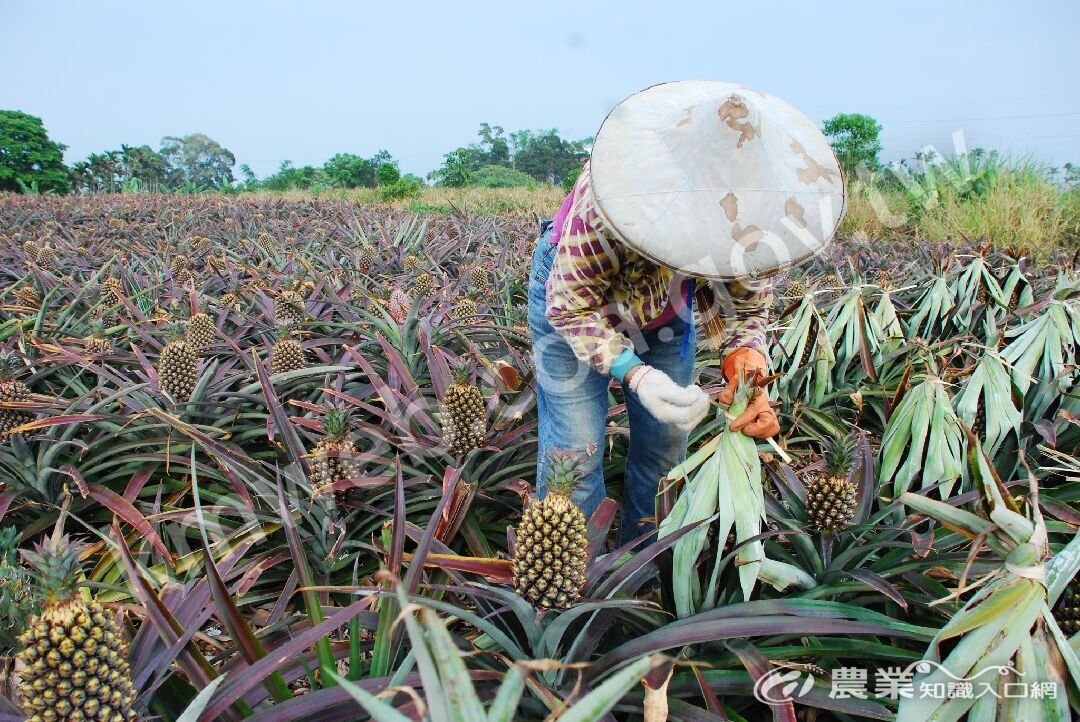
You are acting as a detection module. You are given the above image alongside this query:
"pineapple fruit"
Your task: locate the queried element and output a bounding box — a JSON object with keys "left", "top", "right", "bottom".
{"left": 270, "top": 328, "right": 306, "bottom": 375}
{"left": 414, "top": 271, "right": 436, "bottom": 299}
{"left": 16, "top": 535, "right": 139, "bottom": 722}
{"left": 184, "top": 312, "right": 216, "bottom": 353}
{"left": 450, "top": 296, "right": 479, "bottom": 324}
{"left": 512, "top": 450, "right": 589, "bottom": 609}
{"left": 805, "top": 434, "right": 859, "bottom": 534}
{"left": 274, "top": 290, "right": 306, "bottom": 327}
{"left": 0, "top": 353, "right": 34, "bottom": 442}
{"left": 441, "top": 362, "right": 485, "bottom": 455}
{"left": 1053, "top": 580, "right": 1080, "bottom": 637}
{"left": 784, "top": 279, "right": 806, "bottom": 300}
{"left": 468, "top": 265, "right": 489, "bottom": 296}
{"left": 310, "top": 408, "right": 361, "bottom": 507}
{"left": 357, "top": 244, "right": 377, "bottom": 274}
{"left": 157, "top": 328, "right": 197, "bottom": 402}
{"left": 83, "top": 322, "right": 110, "bottom": 356}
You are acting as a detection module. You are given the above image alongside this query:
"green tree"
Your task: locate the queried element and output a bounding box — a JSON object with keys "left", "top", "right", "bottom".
{"left": 429, "top": 147, "right": 475, "bottom": 187}
{"left": 512, "top": 128, "right": 589, "bottom": 185}
{"left": 822, "top": 113, "right": 883, "bottom": 173}
{"left": 470, "top": 164, "right": 535, "bottom": 188}
{"left": 119, "top": 144, "right": 168, "bottom": 191}
{"left": 0, "top": 110, "right": 70, "bottom": 194}
{"left": 323, "top": 153, "right": 375, "bottom": 188}
{"left": 260, "top": 160, "right": 327, "bottom": 191}
{"left": 376, "top": 162, "right": 400, "bottom": 186}
{"left": 476, "top": 123, "right": 510, "bottom": 166}
{"left": 159, "top": 133, "right": 236, "bottom": 190}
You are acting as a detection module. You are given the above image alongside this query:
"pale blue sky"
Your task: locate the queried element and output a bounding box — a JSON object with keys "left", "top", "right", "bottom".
{"left": 2, "top": 1, "right": 1077, "bottom": 179}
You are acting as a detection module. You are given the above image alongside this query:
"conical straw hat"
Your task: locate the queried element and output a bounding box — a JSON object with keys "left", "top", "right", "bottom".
{"left": 589, "top": 81, "right": 845, "bottom": 280}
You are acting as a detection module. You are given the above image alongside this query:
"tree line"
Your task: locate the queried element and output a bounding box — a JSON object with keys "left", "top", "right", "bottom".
{"left": 0, "top": 110, "right": 602, "bottom": 196}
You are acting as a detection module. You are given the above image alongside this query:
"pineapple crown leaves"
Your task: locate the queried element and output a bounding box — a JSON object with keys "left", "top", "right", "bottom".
{"left": 821, "top": 433, "right": 858, "bottom": 477}
{"left": 164, "top": 322, "right": 188, "bottom": 343}
{"left": 450, "top": 358, "right": 476, "bottom": 385}
{"left": 0, "top": 351, "right": 21, "bottom": 381}
{"left": 20, "top": 535, "right": 84, "bottom": 604}
{"left": 323, "top": 407, "right": 352, "bottom": 440}
{"left": 542, "top": 448, "right": 586, "bottom": 497}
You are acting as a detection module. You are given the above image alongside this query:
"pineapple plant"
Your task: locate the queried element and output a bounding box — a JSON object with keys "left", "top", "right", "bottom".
{"left": 0, "top": 352, "right": 34, "bottom": 442}
{"left": 441, "top": 362, "right": 486, "bottom": 454}
{"left": 16, "top": 535, "right": 139, "bottom": 722}
{"left": 805, "top": 434, "right": 859, "bottom": 534}
{"left": 784, "top": 279, "right": 806, "bottom": 300}
{"left": 270, "top": 328, "right": 306, "bottom": 375}
{"left": 512, "top": 450, "right": 589, "bottom": 610}
{"left": 157, "top": 327, "right": 197, "bottom": 402}
{"left": 309, "top": 408, "right": 361, "bottom": 507}
{"left": 184, "top": 312, "right": 216, "bottom": 353}
{"left": 274, "top": 289, "right": 306, "bottom": 326}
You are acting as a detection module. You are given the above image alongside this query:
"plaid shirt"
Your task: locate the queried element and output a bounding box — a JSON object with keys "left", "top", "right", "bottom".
{"left": 546, "top": 162, "right": 772, "bottom": 378}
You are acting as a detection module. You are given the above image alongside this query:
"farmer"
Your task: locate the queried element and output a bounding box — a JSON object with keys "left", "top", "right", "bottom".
{"left": 528, "top": 81, "right": 845, "bottom": 545}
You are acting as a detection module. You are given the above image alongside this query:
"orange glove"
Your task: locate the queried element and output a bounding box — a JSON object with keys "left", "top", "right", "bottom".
{"left": 717, "top": 348, "right": 779, "bottom": 439}
{"left": 717, "top": 348, "right": 769, "bottom": 405}
{"left": 729, "top": 389, "right": 781, "bottom": 438}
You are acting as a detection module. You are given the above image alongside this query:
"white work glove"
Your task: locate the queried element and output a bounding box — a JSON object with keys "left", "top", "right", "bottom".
{"left": 627, "top": 365, "right": 710, "bottom": 432}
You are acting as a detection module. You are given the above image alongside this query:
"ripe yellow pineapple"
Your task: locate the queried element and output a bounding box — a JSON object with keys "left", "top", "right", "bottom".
{"left": 184, "top": 312, "right": 216, "bottom": 353}
{"left": 310, "top": 408, "right": 361, "bottom": 507}
{"left": 442, "top": 362, "right": 485, "bottom": 454}
{"left": 403, "top": 254, "right": 420, "bottom": 271}
{"left": 513, "top": 451, "right": 589, "bottom": 609}
{"left": 270, "top": 328, "right": 307, "bottom": 375}
{"left": 157, "top": 328, "right": 197, "bottom": 402}
{"left": 16, "top": 535, "right": 139, "bottom": 722}
{"left": 805, "top": 434, "right": 859, "bottom": 534}
{"left": 0, "top": 353, "right": 34, "bottom": 442}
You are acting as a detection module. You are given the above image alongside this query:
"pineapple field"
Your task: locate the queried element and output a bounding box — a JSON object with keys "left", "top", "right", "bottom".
{"left": 4, "top": 191, "right": 1080, "bottom": 722}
